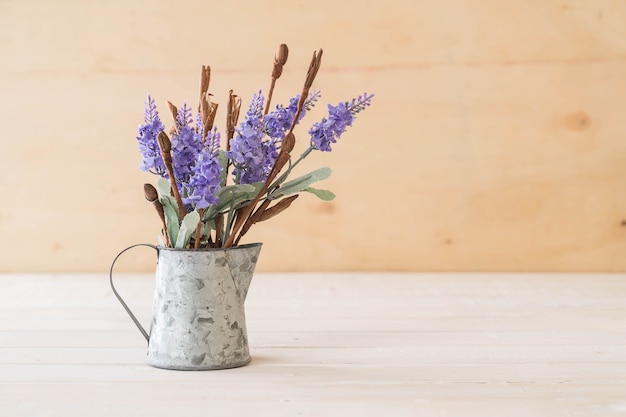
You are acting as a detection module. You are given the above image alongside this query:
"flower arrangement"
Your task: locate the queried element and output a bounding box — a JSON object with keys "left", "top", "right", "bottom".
{"left": 135, "top": 45, "right": 373, "bottom": 249}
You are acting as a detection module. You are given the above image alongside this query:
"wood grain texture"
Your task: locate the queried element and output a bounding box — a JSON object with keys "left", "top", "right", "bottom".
{"left": 0, "top": 272, "right": 625, "bottom": 416}
{"left": 0, "top": 0, "right": 625, "bottom": 272}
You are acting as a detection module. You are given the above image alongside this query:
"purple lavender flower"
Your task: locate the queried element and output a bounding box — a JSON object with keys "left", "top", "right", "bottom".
{"left": 228, "top": 92, "right": 272, "bottom": 184}
{"left": 309, "top": 93, "right": 374, "bottom": 152}
{"left": 136, "top": 95, "right": 167, "bottom": 176}
{"left": 170, "top": 103, "right": 203, "bottom": 184}
{"left": 264, "top": 91, "right": 321, "bottom": 139}
{"left": 184, "top": 128, "right": 222, "bottom": 209}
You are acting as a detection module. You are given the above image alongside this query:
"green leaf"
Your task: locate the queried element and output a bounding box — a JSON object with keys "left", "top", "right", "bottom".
{"left": 204, "top": 182, "right": 264, "bottom": 220}
{"left": 157, "top": 178, "right": 172, "bottom": 197}
{"left": 160, "top": 195, "right": 180, "bottom": 222}
{"left": 157, "top": 178, "right": 182, "bottom": 223}
{"left": 175, "top": 211, "right": 201, "bottom": 249}
{"left": 216, "top": 183, "right": 257, "bottom": 199}
{"left": 269, "top": 167, "right": 332, "bottom": 200}
{"left": 304, "top": 187, "right": 336, "bottom": 201}
{"left": 217, "top": 150, "right": 229, "bottom": 186}
{"left": 161, "top": 197, "right": 179, "bottom": 245}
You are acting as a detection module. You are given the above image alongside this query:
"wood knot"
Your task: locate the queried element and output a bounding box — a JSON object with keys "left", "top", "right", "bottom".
{"left": 565, "top": 111, "right": 591, "bottom": 132}
{"left": 317, "top": 202, "right": 336, "bottom": 215}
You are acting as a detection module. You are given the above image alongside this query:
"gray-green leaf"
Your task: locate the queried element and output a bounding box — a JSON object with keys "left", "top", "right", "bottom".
{"left": 157, "top": 177, "right": 172, "bottom": 198}
{"left": 269, "top": 167, "right": 332, "bottom": 200}
{"left": 204, "top": 182, "right": 264, "bottom": 220}
{"left": 175, "top": 211, "right": 201, "bottom": 249}
{"left": 161, "top": 197, "right": 179, "bottom": 246}
{"left": 217, "top": 150, "right": 229, "bottom": 186}
{"left": 304, "top": 187, "right": 336, "bottom": 201}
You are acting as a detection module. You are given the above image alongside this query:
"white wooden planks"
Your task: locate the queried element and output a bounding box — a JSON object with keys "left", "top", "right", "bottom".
{"left": 0, "top": 273, "right": 625, "bottom": 416}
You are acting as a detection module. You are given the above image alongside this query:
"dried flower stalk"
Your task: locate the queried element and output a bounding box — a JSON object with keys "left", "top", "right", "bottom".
{"left": 144, "top": 183, "right": 170, "bottom": 247}
{"left": 157, "top": 131, "right": 187, "bottom": 217}
{"left": 288, "top": 49, "right": 322, "bottom": 134}
{"left": 264, "top": 44, "right": 289, "bottom": 115}
{"left": 214, "top": 215, "right": 223, "bottom": 248}
{"left": 194, "top": 208, "right": 204, "bottom": 248}
{"left": 258, "top": 195, "right": 299, "bottom": 222}
{"left": 234, "top": 199, "right": 271, "bottom": 246}
{"left": 226, "top": 90, "right": 241, "bottom": 150}
{"left": 167, "top": 101, "right": 178, "bottom": 125}
{"left": 198, "top": 65, "right": 210, "bottom": 112}
{"left": 224, "top": 50, "right": 323, "bottom": 248}
{"left": 202, "top": 96, "right": 218, "bottom": 136}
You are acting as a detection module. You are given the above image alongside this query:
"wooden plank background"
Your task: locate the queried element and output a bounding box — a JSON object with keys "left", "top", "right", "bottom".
{"left": 0, "top": 0, "right": 625, "bottom": 272}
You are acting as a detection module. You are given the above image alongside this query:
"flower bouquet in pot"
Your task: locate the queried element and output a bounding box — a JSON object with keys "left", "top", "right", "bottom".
{"left": 110, "top": 45, "right": 373, "bottom": 370}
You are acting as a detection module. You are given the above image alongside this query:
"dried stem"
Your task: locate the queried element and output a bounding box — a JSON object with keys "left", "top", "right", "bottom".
{"left": 157, "top": 131, "right": 187, "bottom": 218}
{"left": 194, "top": 208, "right": 204, "bottom": 248}
{"left": 144, "top": 183, "right": 170, "bottom": 247}
{"left": 234, "top": 199, "right": 271, "bottom": 246}
{"left": 215, "top": 215, "right": 223, "bottom": 248}
{"left": 202, "top": 97, "right": 218, "bottom": 136}
{"left": 264, "top": 44, "right": 289, "bottom": 115}
{"left": 288, "top": 49, "right": 322, "bottom": 134}
{"left": 226, "top": 90, "right": 241, "bottom": 151}
{"left": 257, "top": 194, "right": 299, "bottom": 222}
{"left": 198, "top": 65, "right": 210, "bottom": 113}
{"left": 167, "top": 101, "right": 178, "bottom": 126}
{"left": 197, "top": 66, "right": 219, "bottom": 143}
{"left": 224, "top": 49, "right": 323, "bottom": 248}
{"left": 223, "top": 150, "right": 290, "bottom": 248}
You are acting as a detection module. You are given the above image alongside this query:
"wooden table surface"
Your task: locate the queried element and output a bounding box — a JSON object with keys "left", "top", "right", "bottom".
{"left": 1, "top": 273, "right": 625, "bottom": 416}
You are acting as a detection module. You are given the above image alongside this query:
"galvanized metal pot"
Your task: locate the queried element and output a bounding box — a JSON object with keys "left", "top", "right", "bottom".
{"left": 110, "top": 243, "right": 262, "bottom": 371}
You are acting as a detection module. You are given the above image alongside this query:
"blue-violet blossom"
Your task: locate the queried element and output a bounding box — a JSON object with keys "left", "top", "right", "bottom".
{"left": 229, "top": 92, "right": 270, "bottom": 184}
{"left": 184, "top": 128, "right": 222, "bottom": 209}
{"left": 136, "top": 95, "right": 167, "bottom": 176}
{"left": 309, "top": 93, "right": 374, "bottom": 152}
{"left": 170, "top": 103, "right": 203, "bottom": 184}
{"left": 264, "top": 91, "right": 321, "bottom": 139}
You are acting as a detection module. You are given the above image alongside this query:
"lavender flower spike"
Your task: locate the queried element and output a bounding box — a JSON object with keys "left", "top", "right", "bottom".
{"left": 264, "top": 91, "right": 321, "bottom": 139}
{"left": 136, "top": 95, "right": 167, "bottom": 176}
{"left": 309, "top": 93, "right": 374, "bottom": 152}
{"left": 228, "top": 92, "right": 270, "bottom": 184}
{"left": 170, "top": 103, "right": 203, "bottom": 184}
{"left": 184, "top": 128, "right": 222, "bottom": 209}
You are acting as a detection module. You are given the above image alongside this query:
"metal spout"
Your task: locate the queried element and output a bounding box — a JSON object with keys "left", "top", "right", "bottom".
{"left": 223, "top": 243, "right": 263, "bottom": 303}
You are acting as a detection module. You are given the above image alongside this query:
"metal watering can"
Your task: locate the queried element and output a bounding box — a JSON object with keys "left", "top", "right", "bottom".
{"left": 109, "top": 243, "right": 262, "bottom": 370}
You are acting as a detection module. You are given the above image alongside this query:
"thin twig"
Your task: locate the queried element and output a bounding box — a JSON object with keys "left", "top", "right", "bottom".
{"left": 234, "top": 199, "right": 271, "bottom": 246}
{"left": 264, "top": 44, "right": 289, "bottom": 115}
{"left": 157, "top": 131, "right": 187, "bottom": 218}
{"left": 194, "top": 208, "right": 204, "bottom": 248}
{"left": 215, "top": 215, "right": 223, "bottom": 248}
{"left": 226, "top": 90, "right": 241, "bottom": 152}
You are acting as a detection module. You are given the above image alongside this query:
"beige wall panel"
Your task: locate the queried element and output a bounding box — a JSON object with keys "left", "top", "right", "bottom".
{"left": 0, "top": 1, "right": 625, "bottom": 272}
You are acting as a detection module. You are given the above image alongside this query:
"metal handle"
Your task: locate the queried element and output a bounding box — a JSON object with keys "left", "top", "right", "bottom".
{"left": 109, "top": 244, "right": 159, "bottom": 344}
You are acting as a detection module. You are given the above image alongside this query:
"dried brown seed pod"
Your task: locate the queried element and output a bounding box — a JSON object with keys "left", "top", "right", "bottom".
{"left": 143, "top": 183, "right": 170, "bottom": 247}
{"left": 157, "top": 131, "right": 172, "bottom": 154}
{"left": 143, "top": 183, "right": 158, "bottom": 202}
{"left": 275, "top": 44, "right": 289, "bottom": 66}
{"left": 304, "top": 49, "right": 323, "bottom": 89}
{"left": 282, "top": 132, "right": 295, "bottom": 154}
